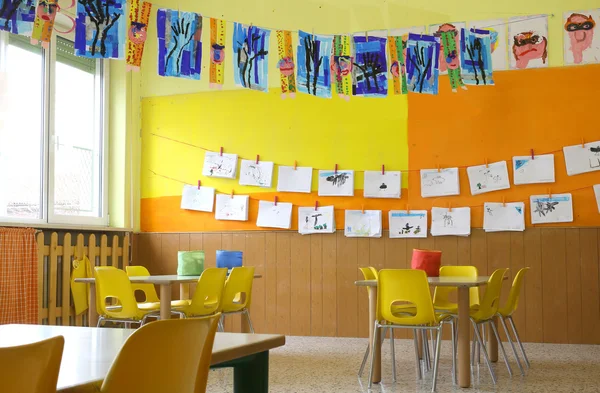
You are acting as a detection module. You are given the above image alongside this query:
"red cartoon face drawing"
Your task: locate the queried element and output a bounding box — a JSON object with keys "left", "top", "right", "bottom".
{"left": 277, "top": 56, "right": 294, "bottom": 76}
{"left": 36, "top": 0, "right": 58, "bottom": 22}
{"left": 565, "top": 13, "right": 595, "bottom": 64}
{"left": 330, "top": 56, "right": 352, "bottom": 78}
{"left": 211, "top": 44, "right": 225, "bottom": 64}
{"left": 390, "top": 60, "right": 400, "bottom": 77}
{"left": 128, "top": 22, "right": 148, "bottom": 45}
{"left": 436, "top": 23, "right": 460, "bottom": 72}
{"left": 512, "top": 31, "right": 548, "bottom": 69}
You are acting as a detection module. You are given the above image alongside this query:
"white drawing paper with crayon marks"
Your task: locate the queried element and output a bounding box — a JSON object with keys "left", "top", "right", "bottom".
{"left": 256, "top": 200, "right": 293, "bottom": 229}
{"left": 563, "top": 141, "right": 600, "bottom": 176}
{"left": 202, "top": 152, "right": 238, "bottom": 179}
{"left": 467, "top": 161, "right": 510, "bottom": 195}
{"left": 483, "top": 202, "right": 525, "bottom": 232}
{"left": 318, "top": 170, "right": 354, "bottom": 197}
{"left": 239, "top": 160, "right": 274, "bottom": 187}
{"left": 431, "top": 207, "right": 471, "bottom": 236}
{"left": 180, "top": 185, "right": 215, "bottom": 212}
{"left": 530, "top": 193, "right": 574, "bottom": 224}
{"left": 420, "top": 168, "right": 460, "bottom": 198}
{"left": 364, "top": 171, "right": 401, "bottom": 198}
{"left": 298, "top": 206, "right": 336, "bottom": 234}
{"left": 215, "top": 194, "right": 249, "bottom": 221}
{"left": 389, "top": 210, "right": 428, "bottom": 238}
{"left": 277, "top": 166, "right": 313, "bottom": 193}
{"left": 513, "top": 154, "right": 555, "bottom": 185}
{"left": 344, "top": 210, "right": 382, "bottom": 238}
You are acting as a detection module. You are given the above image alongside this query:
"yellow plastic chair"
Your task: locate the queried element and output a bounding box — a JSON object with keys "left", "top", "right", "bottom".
{"left": 125, "top": 265, "right": 189, "bottom": 313}
{"left": 173, "top": 268, "right": 228, "bottom": 318}
{"left": 0, "top": 336, "right": 64, "bottom": 393}
{"left": 368, "top": 269, "right": 454, "bottom": 392}
{"left": 220, "top": 266, "right": 255, "bottom": 333}
{"left": 433, "top": 266, "right": 480, "bottom": 312}
{"left": 100, "top": 315, "right": 220, "bottom": 393}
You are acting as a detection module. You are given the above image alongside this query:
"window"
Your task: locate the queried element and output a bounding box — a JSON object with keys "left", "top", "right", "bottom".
{"left": 0, "top": 32, "right": 108, "bottom": 226}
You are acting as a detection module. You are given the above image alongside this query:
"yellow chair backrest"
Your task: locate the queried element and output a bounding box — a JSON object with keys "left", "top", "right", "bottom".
{"left": 0, "top": 336, "right": 64, "bottom": 393}
{"left": 369, "top": 267, "right": 379, "bottom": 279}
{"left": 187, "top": 268, "right": 228, "bottom": 316}
{"left": 221, "top": 267, "right": 255, "bottom": 313}
{"left": 378, "top": 269, "right": 437, "bottom": 326}
{"left": 359, "top": 267, "right": 377, "bottom": 281}
{"left": 71, "top": 255, "right": 93, "bottom": 315}
{"left": 499, "top": 267, "right": 530, "bottom": 316}
{"left": 126, "top": 265, "right": 160, "bottom": 303}
{"left": 433, "top": 265, "right": 480, "bottom": 307}
{"left": 472, "top": 268, "right": 509, "bottom": 321}
{"left": 95, "top": 267, "right": 139, "bottom": 319}
{"left": 100, "top": 315, "right": 220, "bottom": 393}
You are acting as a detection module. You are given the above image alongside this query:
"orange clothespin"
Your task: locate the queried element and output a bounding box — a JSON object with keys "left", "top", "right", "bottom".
{"left": 548, "top": 188, "right": 552, "bottom": 199}
{"left": 437, "top": 164, "right": 441, "bottom": 173}
{"left": 197, "top": 180, "right": 201, "bottom": 189}
{"left": 231, "top": 189, "right": 234, "bottom": 199}
{"left": 530, "top": 149, "right": 535, "bottom": 160}
{"left": 220, "top": 147, "right": 223, "bottom": 156}
{"left": 294, "top": 160, "right": 297, "bottom": 170}
{"left": 485, "top": 158, "right": 489, "bottom": 168}
{"left": 361, "top": 205, "right": 365, "bottom": 214}
{"left": 582, "top": 138, "right": 586, "bottom": 148}
{"left": 382, "top": 165, "right": 385, "bottom": 175}
{"left": 448, "top": 202, "right": 452, "bottom": 212}
{"left": 256, "top": 155, "right": 260, "bottom": 164}
{"left": 315, "top": 201, "right": 319, "bottom": 211}
{"left": 502, "top": 197, "right": 506, "bottom": 207}
{"left": 274, "top": 196, "right": 278, "bottom": 206}
{"left": 334, "top": 164, "right": 338, "bottom": 175}
{"left": 406, "top": 204, "right": 410, "bottom": 214}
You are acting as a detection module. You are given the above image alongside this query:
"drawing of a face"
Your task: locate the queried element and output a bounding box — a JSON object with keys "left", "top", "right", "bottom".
{"left": 37, "top": 0, "right": 59, "bottom": 22}
{"left": 512, "top": 31, "right": 548, "bottom": 69}
{"left": 277, "top": 56, "right": 294, "bottom": 76}
{"left": 128, "top": 22, "right": 148, "bottom": 45}
{"left": 211, "top": 44, "right": 225, "bottom": 64}
{"left": 331, "top": 56, "right": 353, "bottom": 78}
{"left": 390, "top": 60, "right": 400, "bottom": 77}
{"left": 565, "top": 13, "right": 595, "bottom": 64}
{"left": 436, "top": 24, "right": 460, "bottom": 72}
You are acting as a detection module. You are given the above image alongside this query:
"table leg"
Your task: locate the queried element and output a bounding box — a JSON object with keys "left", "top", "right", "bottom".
{"left": 457, "top": 287, "right": 471, "bottom": 388}
{"left": 233, "top": 351, "right": 269, "bottom": 393}
{"left": 489, "top": 316, "right": 499, "bottom": 362}
{"left": 368, "top": 287, "right": 381, "bottom": 383}
{"left": 160, "top": 284, "right": 172, "bottom": 320}
{"left": 88, "top": 282, "right": 98, "bottom": 327}
{"left": 180, "top": 283, "right": 190, "bottom": 300}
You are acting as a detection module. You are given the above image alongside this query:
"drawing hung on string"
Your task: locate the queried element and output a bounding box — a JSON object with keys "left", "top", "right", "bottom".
{"left": 563, "top": 140, "right": 600, "bottom": 175}
{"left": 460, "top": 28, "right": 495, "bottom": 86}
{"left": 513, "top": 154, "right": 555, "bottom": 184}
{"left": 364, "top": 171, "right": 401, "bottom": 198}
{"left": 345, "top": 210, "right": 382, "bottom": 238}
{"left": 530, "top": 193, "right": 573, "bottom": 224}
{"left": 238, "top": 160, "right": 274, "bottom": 187}
{"left": 318, "top": 170, "right": 354, "bottom": 196}
{"left": 202, "top": 151, "right": 238, "bottom": 179}
{"left": 75, "top": 0, "right": 127, "bottom": 58}
{"left": 215, "top": 194, "right": 249, "bottom": 221}
{"left": 420, "top": 168, "right": 460, "bottom": 198}
{"left": 232, "top": 23, "right": 270, "bottom": 91}
{"left": 0, "top": 0, "right": 36, "bottom": 35}
{"left": 429, "top": 22, "right": 466, "bottom": 74}
{"left": 563, "top": 10, "right": 600, "bottom": 65}
{"left": 277, "top": 166, "right": 313, "bottom": 193}
{"left": 352, "top": 33, "right": 388, "bottom": 97}
{"left": 125, "top": 0, "right": 152, "bottom": 71}
{"left": 209, "top": 18, "right": 226, "bottom": 88}
{"left": 508, "top": 15, "right": 549, "bottom": 69}
{"left": 180, "top": 184, "right": 215, "bottom": 212}
{"left": 256, "top": 200, "right": 293, "bottom": 229}
{"left": 298, "top": 206, "right": 336, "bottom": 235}
{"left": 466, "top": 161, "right": 510, "bottom": 195}
{"left": 483, "top": 202, "right": 525, "bottom": 232}
{"left": 387, "top": 26, "right": 426, "bottom": 95}
{"left": 331, "top": 34, "right": 353, "bottom": 100}
{"left": 389, "top": 210, "right": 428, "bottom": 239}
{"left": 157, "top": 9, "right": 202, "bottom": 78}
{"left": 469, "top": 19, "right": 508, "bottom": 70}
{"left": 297, "top": 31, "right": 333, "bottom": 98}
{"left": 405, "top": 33, "right": 440, "bottom": 95}
{"left": 431, "top": 207, "right": 471, "bottom": 236}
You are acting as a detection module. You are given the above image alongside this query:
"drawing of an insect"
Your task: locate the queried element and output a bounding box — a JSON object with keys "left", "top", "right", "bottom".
{"left": 442, "top": 213, "right": 454, "bottom": 227}
{"left": 534, "top": 200, "right": 559, "bottom": 217}
{"left": 486, "top": 207, "right": 493, "bottom": 215}
{"left": 326, "top": 173, "right": 350, "bottom": 187}
{"left": 590, "top": 146, "right": 600, "bottom": 154}
{"left": 379, "top": 183, "right": 387, "bottom": 190}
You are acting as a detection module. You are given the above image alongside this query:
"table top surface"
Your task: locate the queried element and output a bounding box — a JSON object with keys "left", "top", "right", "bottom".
{"left": 0, "top": 324, "right": 284, "bottom": 392}
{"left": 75, "top": 273, "right": 262, "bottom": 284}
{"left": 355, "top": 275, "right": 495, "bottom": 288}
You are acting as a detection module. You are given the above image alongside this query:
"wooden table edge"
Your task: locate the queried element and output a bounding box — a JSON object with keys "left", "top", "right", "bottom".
{"left": 211, "top": 334, "right": 286, "bottom": 365}
{"left": 75, "top": 273, "right": 263, "bottom": 284}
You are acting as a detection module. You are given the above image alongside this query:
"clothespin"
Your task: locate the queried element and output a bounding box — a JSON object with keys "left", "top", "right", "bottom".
{"left": 485, "top": 158, "right": 489, "bottom": 168}
{"left": 231, "top": 189, "right": 234, "bottom": 199}
{"left": 361, "top": 205, "right": 365, "bottom": 214}
{"left": 582, "top": 137, "right": 586, "bottom": 148}
{"left": 294, "top": 160, "right": 297, "bottom": 170}
{"left": 437, "top": 164, "right": 441, "bottom": 173}
{"left": 274, "top": 196, "right": 278, "bottom": 206}
{"left": 197, "top": 180, "right": 201, "bottom": 190}
{"left": 382, "top": 165, "right": 385, "bottom": 175}
{"left": 315, "top": 201, "right": 319, "bottom": 211}
{"left": 256, "top": 155, "right": 260, "bottom": 164}
{"left": 312, "top": 27, "right": 315, "bottom": 41}
{"left": 502, "top": 197, "right": 506, "bottom": 207}
{"left": 406, "top": 204, "right": 410, "bottom": 214}
{"left": 530, "top": 149, "right": 535, "bottom": 160}
{"left": 334, "top": 164, "right": 338, "bottom": 175}
{"left": 448, "top": 202, "right": 452, "bottom": 212}
{"left": 220, "top": 147, "right": 223, "bottom": 156}
{"left": 365, "top": 31, "right": 369, "bottom": 42}
{"left": 548, "top": 188, "right": 552, "bottom": 199}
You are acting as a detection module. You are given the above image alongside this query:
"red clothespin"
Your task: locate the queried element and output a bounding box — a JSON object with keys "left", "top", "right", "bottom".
{"left": 334, "top": 164, "right": 338, "bottom": 175}
{"left": 530, "top": 149, "right": 535, "bottom": 160}
{"left": 581, "top": 138, "right": 586, "bottom": 148}
{"left": 274, "top": 196, "right": 278, "bottom": 206}
{"left": 256, "top": 155, "right": 260, "bottom": 164}
{"left": 294, "top": 160, "right": 297, "bottom": 170}
{"left": 197, "top": 180, "right": 201, "bottom": 189}
{"left": 382, "top": 165, "right": 385, "bottom": 175}
{"left": 502, "top": 197, "right": 506, "bottom": 207}
{"left": 220, "top": 147, "right": 223, "bottom": 156}
{"left": 448, "top": 202, "right": 452, "bottom": 212}
{"left": 315, "top": 201, "right": 319, "bottom": 211}
{"left": 231, "top": 189, "right": 234, "bottom": 199}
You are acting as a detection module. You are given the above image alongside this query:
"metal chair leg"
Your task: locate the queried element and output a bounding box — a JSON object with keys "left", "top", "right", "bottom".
{"left": 471, "top": 327, "right": 477, "bottom": 367}
{"left": 413, "top": 329, "right": 423, "bottom": 380}
{"left": 218, "top": 315, "right": 225, "bottom": 332}
{"left": 390, "top": 329, "right": 397, "bottom": 382}
{"left": 472, "top": 320, "right": 497, "bottom": 384}
{"left": 243, "top": 309, "right": 255, "bottom": 333}
{"left": 499, "top": 316, "right": 525, "bottom": 376}
{"left": 431, "top": 326, "right": 443, "bottom": 393}
{"left": 489, "top": 320, "right": 513, "bottom": 377}
{"left": 422, "top": 329, "right": 431, "bottom": 371}
{"left": 368, "top": 322, "right": 380, "bottom": 389}
{"left": 508, "top": 316, "right": 530, "bottom": 368}
{"left": 97, "top": 317, "right": 105, "bottom": 328}
{"left": 358, "top": 344, "right": 370, "bottom": 377}
{"left": 450, "top": 320, "right": 457, "bottom": 385}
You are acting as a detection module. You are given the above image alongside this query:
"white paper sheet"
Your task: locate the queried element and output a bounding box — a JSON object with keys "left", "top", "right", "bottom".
{"left": 530, "top": 193, "right": 574, "bottom": 224}
{"left": 239, "top": 160, "right": 274, "bottom": 187}
{"left": 595, "top": 185, "right": 600, "bottom": 213}
{"left": 277, "top": 166, "right": 313, "bottom": 193}
{"left": 256, "top": 200, "right": 293, "bottom": 229}
{"left": 513, "top": 154, "right": 555, "bottom": 185}
{"left": 508, "top": 15, "right": 549, "bottom": 70}
{"left": 389, "top": 210, "right": 428, "bottom": 238}
{"left": 364, "top": 171, "right": 401, "bottom": 198}
{"left": 483, "top": 202, "right": 525, "bottom": 232}
{"left": 563, "top": 141, "right": 600, "bottom": 176}
{"left": 563, "top": 10, "right": 600, "bottom": 66}
{"left": 202, "top": 152, "right": 238, "bottom": 179}
{"left": 318, "top": 170, "right": 354, "bottom": 197}
{"left": 298, "top": 205, "right": 336, "bottom": 235}
{"left": 180, "top": 185, "right": 215, "bottom": 212}
{"left": 466, "top": 161, "right": 510, "bottom": 195}
{"left": 431, "top": 207, "right": 471, "bottom": 236}
{"left": 344, "top": 210, "right": 382, "bottom": 238}
{"left": 420, "top": 168, "right": 460, "bottom": 198}
{"left": 469, "top": 19, "right": 508, "bottom": 70}
{"left": 215, "top": 194, "right": 249, "bottom": 221}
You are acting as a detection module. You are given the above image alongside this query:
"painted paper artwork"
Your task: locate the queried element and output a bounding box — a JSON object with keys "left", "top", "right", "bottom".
{"left": 297, "top": 30, "right": 332, "bottom": 98}
{"left": 405, "top": 33, "right": 440, "bottom": 95}
{"left": 363, "top": 171, "right": 401, "bottom": 198}
{"left": 513, "top": 154, "right": 555, "bottom": 184}
{"left": 238, "top": 159, "right": 274, "bottom": 188}
{"left": 345, "top": 210, "right": 382, "bottom": 238}
{"left": 126, "top": 0, "right": 152, "bottom": 71}
{"left": 215, "top": 194, "right": 249, "bottom": 221}
{"left": 389, "top": 210, "right": 427, "bottom": 239}
{"left": 466, "top": 161, "right": 510, "bottom": 195}
{"left": 0, "top": 0, "right": 35, "bottom": 35}
{"left": 460, "top": 28, "right": 494, "bottom": 86}
{"left": 276, "top": 166, "right": 313, "bottom": 193}
{"left": 563, "top": 140, "right": 600, "bottom": 176}
{"left": 439, "top": 29, "right": 465, "bottom": 90}
{"left": 332, "top": 34, "right": 353, "bottom": 100}
{"left": 318, "top": 170, "right": 354, "bottom": 197}
{"left": 564, "top": 10, "right": 600, "bottom": 65}
{"left": 276, "top": 30, "right": 296, "bottom": 98}
{"left": 508, "top": 15, "right": 549, "bottom": 70}
{"left": 530, "top": 193, "right": 573, "bottom": 224}
{"left": 202, "top": 151, "right": 238, "bottom": 179}
{"left": 352, "top": 33, "right": 388, "bottom": 97}
{"left": 431, "top": 207, "right": 471, "bottom": 236}
{"left": 209, "top": 18, "right": 226, "bottom": 89}
{"left": 31, "top": 0, "right": 64, "bottom": 48}
{"left": 469, "top": 19, "right": 508, "bottom": 70}
{"left": 420, "top": 168, "right": 460, "bottom": 198}
{"left": 256, "top": 200, "right": 293, "bottom": 229}
{"left": 157, "top": 9, "right": 202, "bottom": 79}
{"left": 388, "top": 27, "right": 426, "bottom": 95}
{"left": 180, "top": 185, "right": 215, "bottom": 212}
{"left": 429, "top": 22, "right": 466, "bottom": 74}
{"left": 298, "top": 205, "right": 336, "bottom": 235}
{"left": 75, "top": 0, "right": 126, "bottom": 58}
{"left": 594, "top": 185, "right": 600, "bottom": 213}
{"left": 232, "top": 23, "right": 270, "bottom": 91}
{"left": 483, "top": 202, "right": 525, "bottom": 232}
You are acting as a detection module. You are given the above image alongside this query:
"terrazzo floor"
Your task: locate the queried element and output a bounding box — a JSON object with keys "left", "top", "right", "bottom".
{"left": 207, "top": 336, "right": 600, "bottom": 392}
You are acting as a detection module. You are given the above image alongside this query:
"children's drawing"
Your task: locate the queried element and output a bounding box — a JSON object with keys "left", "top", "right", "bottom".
{"left": 180, "top": 185, "right": 215, "bottom": 212}
{"left": 277, "top": 166, "right": 313, "bottom": 193}
{"left": 232, "top": 23, "right": 270, "bottom": 92}
{"left": 431, "top": 207, "right": 471, "bottom": 236}
{"left": 31, "top": 0, "right": 68, "bottom": 48}
{"left": 239, "top": 160, "right": 274, "bottom": 188}
{"left": 0, "top": 0, "right": 35, "bottom": 35}
{"left": 345, "top": 210, "right": 382, "bottom": 238}
{"left": 594, "top": 185, "right": 600, "bottom": 213}
{"left": 467, "top": 161, "right": 510, "bottom": 195}
{"left": 406, "top": 33, "right": 440, "bottom": 95}
{"left": 460, "top": 28, "right": 494, "bottom": 86}
{"left": 469, "top": 19, "right": 508, "bottom": 70}
{"left": 389, "top": 210, "right": 428, "bottom": 239}
{"left": 530, "top": 193, "right": 573, "bottom": 224}
{"left": 215, "top": 194, "right": 249, "bottom": 221}
{"left": 564, "top": 10, "right": 600, "bottom": 65}
{"left": 420, "top": 168, "right": 460, "bottom": 198}
{"left": 429, "top": 22, "right": 466, "bottom": 74}
{"left": 297, "top": 30, "right": 332, "bottom": 98}
{"left": 276, "top": 30, "right": 296, "bottom": 98}
{"left": 353, "top": 33, "right": 388, "bottom": 97}
{"left": 202, "top": 152, "right": 238, "bottom": 179}
{"left": 75, "top": 0, "right": 126, "bottom": 58}
{"left": 387, "top": 27, "right": 426, "bottom": 95}
{"left": 256, "top": 200, "right": 293, "bottom": 229}
{"left": 331, "top": 34, "right": 353, "bottom": 100}
{"left": 363, "top": 171, "right": 401, "bottom": 198}
{"left": 209, "top": 18, "right": 226, "bottom": 89}
{"left": 318, "top": 170, "right": 354, "bottom": 197}
{"left": 508, "top": 15, "right": 548, "bottom": 70}
{"left": 483, "top": 202, "right": 525, "bottom": 232}
{"left": 513, "top": 154, "right": 555, "bottom": 184}
{"left": 157, "top": 9, "right": 202, "bottom": 79}
{"left": 298, "top": 205, "right": 336, "bottom": 235}
{"left": 563, "top": 140, "right": 600, "bottom": 176}
{"left": 126, "top": 0, "right": 151, "bottom": 71}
